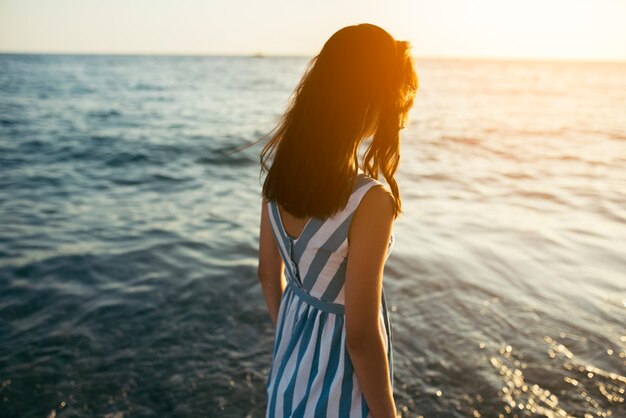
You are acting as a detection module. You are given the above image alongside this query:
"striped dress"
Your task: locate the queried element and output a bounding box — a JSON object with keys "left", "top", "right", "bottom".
{"left": 265, "top": 172, "right": 395, "bottom": 418}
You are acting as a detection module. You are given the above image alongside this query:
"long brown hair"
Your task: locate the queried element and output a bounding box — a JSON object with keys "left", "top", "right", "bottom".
{"left": 247, "top": 23, "right": 417, "bottom": 219}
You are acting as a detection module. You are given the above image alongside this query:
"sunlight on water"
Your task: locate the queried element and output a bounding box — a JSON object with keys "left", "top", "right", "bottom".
{"left": 0, "top": 55, "right": 624, "bottom": 416}
{"left": 484, "top": 334, "right": 626, "bottom": 417}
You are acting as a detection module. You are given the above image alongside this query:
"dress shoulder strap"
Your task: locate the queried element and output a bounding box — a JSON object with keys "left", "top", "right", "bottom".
{"left": 310, "top": 173, "right": 383, "bottom": 245}
{"left": 342, "top": 173, "right": 385, "bottom": 217}
{"left": 265, "top": 173, "right": 384, "bottom": 246}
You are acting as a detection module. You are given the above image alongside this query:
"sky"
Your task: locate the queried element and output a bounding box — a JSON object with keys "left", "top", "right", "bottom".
{"left": 1, "top": 0, "right": 625, "bottom": 61}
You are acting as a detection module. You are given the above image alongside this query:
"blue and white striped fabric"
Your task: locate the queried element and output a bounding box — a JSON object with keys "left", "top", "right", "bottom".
{"left": 265, "top": 172, "right": 395, "bottom": 418}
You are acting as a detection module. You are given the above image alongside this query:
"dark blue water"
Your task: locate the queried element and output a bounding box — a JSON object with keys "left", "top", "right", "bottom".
{"left": 1, "top": 54, "right": 625, "bottom": 417}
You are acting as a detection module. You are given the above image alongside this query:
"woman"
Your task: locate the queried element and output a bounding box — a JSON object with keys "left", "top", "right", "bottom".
{"left": 257, "top": 23, "right": 418, "bottom": 418}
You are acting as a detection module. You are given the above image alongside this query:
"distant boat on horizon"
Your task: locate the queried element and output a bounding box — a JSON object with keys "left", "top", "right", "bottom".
{"left": 252, "top": 51, "right": 266, "bottom": 58}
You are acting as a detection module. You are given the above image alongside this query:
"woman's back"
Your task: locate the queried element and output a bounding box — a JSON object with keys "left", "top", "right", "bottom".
{"left": 253, "top": 22, "right": 417, "bottom": 418}
{"left": 265, "top": 171, "right": 395, "bottom": 418}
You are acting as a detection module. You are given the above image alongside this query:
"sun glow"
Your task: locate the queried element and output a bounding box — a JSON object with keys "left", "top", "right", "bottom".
{"left": 0, "top": 0, "right": 624, "bottom": 61}
{"left": 390, "top": 0, "right": 626, "bottom": 61}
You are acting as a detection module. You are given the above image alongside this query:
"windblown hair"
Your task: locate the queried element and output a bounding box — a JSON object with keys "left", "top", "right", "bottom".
{"left": 260, "top": 23, "right": 418, "bottom": 220}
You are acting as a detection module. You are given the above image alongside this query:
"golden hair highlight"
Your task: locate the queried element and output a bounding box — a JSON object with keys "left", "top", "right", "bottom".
{"left": 246, "top": 24, "right": 419, "bottom": 220}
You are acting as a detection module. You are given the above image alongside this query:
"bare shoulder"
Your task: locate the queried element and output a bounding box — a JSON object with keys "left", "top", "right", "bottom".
{"left": 355, "top": 183, "right": 395, "bottom": 224}
{"left": 363, "top": 182, "right": 394, "bottom": 211}
{"left": 348, "top": 182, "right": 395, "bottom": 245}
{"left": 344, "top": 181, "right": 394, "bottom": 342}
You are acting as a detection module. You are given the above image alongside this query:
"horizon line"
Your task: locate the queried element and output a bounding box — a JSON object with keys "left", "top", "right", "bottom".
{"left": 0, "top": 50, "right": 625, "bottom": 64}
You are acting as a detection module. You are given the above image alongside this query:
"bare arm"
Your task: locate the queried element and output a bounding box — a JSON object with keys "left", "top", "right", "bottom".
{"left": 345, "top": 185, "right": 398, "bottom": 418}
{"left": 257, "top": 196, "right": 286, "bottom": 327}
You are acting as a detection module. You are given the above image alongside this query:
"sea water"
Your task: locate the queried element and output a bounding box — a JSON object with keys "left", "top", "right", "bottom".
{"left": 0, "top": 54, "right": 624, "bottom": 417}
